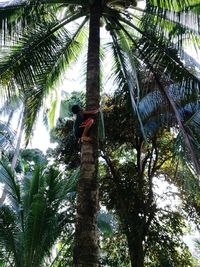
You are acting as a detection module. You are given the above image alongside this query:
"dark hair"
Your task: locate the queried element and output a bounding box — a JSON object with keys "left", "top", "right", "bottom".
{"left": 71, "top": 105, "right": 81, "bottom": 114}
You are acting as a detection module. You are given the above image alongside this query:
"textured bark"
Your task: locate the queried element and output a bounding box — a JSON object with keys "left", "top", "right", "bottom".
{"left": 118, "top": 201, "right": 145, "bottom": 267}
{"left": 73, "top": 1, "right": 101, "bottom": 266}
{"left": 127, "top": 233, "right": 144, "bottom": 267}
{"left": 73, "top": 143, "right": 99, "bottom": 266}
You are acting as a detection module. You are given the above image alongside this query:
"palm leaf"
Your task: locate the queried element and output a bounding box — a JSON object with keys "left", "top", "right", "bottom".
{"left": 25, "top": 192, "right": 47, "bottom": 267}
{"left": 105, "top": 21, "right": 147, "bottom": 139}
{"left": 0, "top": 160, "right": 21, "bottom": 212}
{"left": 113, "top": 18, "right": 200, "bottom": 173}
{"left": 23, "top": 164, "right": 73, "bottom": 266}
{"left": 97, "top": 211, "right": 116, "bottom": 236}
{"left": 48, "top": 89, "right": 60, "bottom": 129}
{"left": 0, "top": 16, "right": 88, "bottom": 144}
{"left": 143, "top": 1, "right": 200, "bottom": 35}
{"left": 65, "top": 167, "right": 80, "bottom": 193}
{"left": 0, "top": 121, "right": 15, "bottom": 150}
{"left": 146, "top": 0, "right": 200, "bottom": 13}
{"left": 0, "top": 206, "right": 22, "bottom": 266}
{"left": 0, "top": 0, "right": 87, "bottom": 42}
{"left": 0, "top": 11, "right": 87, "bottom": 93}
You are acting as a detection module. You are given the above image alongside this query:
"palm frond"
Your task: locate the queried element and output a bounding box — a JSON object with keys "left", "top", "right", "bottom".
{"left": 116, "top": 16, "right": 198, "bottom": 92}
{"left": 0, "top": 2, "right": 58, "bottom": 44}
{"left": 27, "top": 164, "right": 41, "bottom": 208}
{"left": 112, "top": 17, "right": 200, "bottom": 173}
{"left": 45, "top": 167, "right": 66, "bottom": 207}
{"left": 138, "top": 1, "right": 200, "bottom": 76}
{"left": 0, "top": 94, "right": 22, "bottom": 117}
{"left": 47, "top": 89, "right": 60, "bottom": 129}
{"left": 65, "top": 167, "right": 80, "bottom": 193}
{"left": 0, "top": 158, "right": 76, "bottom": 266}
{"left": 0, "top": 160, "right": 21, "bottom": 212}
{"left": 0, "top": 2, "right": 31, "bottom": 40}
{"left": 105, "top": 19, "right": 147, "bottom": 139}
{"left": 147, "top": 0, "right": 200, "bottom": 13}
{"left": 139, "top": 90, "right": 164, "bottom": 121}
{"left": 0, "top": 11, "right": 87, "bottom": 94}
{"left": 0, "top": 206, "right": 22, "bottom": 266}
{"left": 116, "top": 11, "right": 200, "bottom": 79}
{"left": 25, "top": 192, "right": 47, "bottom": 267}
{"left": 183, "top": 108, "right": 200, "bottom": 156}
{"left": 139, "top": 84, "right": 199, "bottom": 122}
{"left": 0, "top": 121, "right": 16, "bottom": 150}
{"left": 23, "top": 165, "right": 56, "bottom": 266}
{"left": 0, "top": 16, "right": 88, "bottom": 144}
{"left": 97, "top": 211, "right": 116, "bottom": 236}
{"left": 48, "top": 234, "right": 74, "bottom": 267}
{"left": 144, "top": 1, "right": 200, "bottom": 34}
{"left": 139, "top": 87, "right": 198, "bottom": 138}
{"left": 23, "top": 164, "right": 75, "bottom": 266}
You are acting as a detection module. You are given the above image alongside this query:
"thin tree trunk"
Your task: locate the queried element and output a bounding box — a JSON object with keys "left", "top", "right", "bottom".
{"left": 11, "top": 109, "right": 24, "bottom": 170}
{"left": 127, "top": 235, "right": 144, "bottom": 267}
{"left": 102, "top": 151, "right": 145, "bottom": 267}
{"left": 73, "top": 1, "right": 101, "bottom": 266}
{"left": 6, "top": 109, "right": 14, "bottom": 126}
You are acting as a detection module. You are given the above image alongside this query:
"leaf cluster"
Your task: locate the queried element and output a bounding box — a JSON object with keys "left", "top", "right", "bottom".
{"left": 0, "top": 156, "right": 76, "bottom": 267}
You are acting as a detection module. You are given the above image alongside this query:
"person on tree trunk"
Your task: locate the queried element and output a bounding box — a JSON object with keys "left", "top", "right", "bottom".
{"left": 72, "top": 105, "right": 99, "bottom": 142}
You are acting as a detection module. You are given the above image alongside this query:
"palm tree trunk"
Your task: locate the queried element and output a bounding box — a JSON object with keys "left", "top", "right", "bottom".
{"left": 73, "top": 1, "right": 101, "bottom": 266}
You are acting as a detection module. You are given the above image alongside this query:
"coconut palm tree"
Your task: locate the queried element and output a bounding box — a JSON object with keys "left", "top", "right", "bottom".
{"left": 0, "top": 0, "right": 199, "bottom": 265}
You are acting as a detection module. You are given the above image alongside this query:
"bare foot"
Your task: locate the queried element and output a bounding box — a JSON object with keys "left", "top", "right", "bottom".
{"left": 81, "top": 136, "right": 92, "bottom": 142}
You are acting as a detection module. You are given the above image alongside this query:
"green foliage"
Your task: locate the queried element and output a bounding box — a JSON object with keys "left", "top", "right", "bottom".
{"left": 65, "top": 167, "right": 80, "bottom": 192}
{"left": 59, "top": 91, "right": 85, "bottom": 119}
{"left": 145, "top": 211, "right": 193, "bottom": 266}
{"left": 0, "top": 121, "right": 15, "bottom": 150}
{"left": 14, "top": 148, "right": 47, "bottom": 174}
{"left": 50, "top": 91, "right": 198, "bottom": 265}
{"left": 97, "top": 211, "right": 116, "bottom": 236}
{"left": 99, "top": 93, "right": 197, "bottom": 265}
{"left": 0, "top": 156, "right": 77, "bottom": 267}
{"left": 172, "top": 166, "right": 200, "bottom": 226}
{"left": 100, "top": 231, "right": 131, "bottom": 266}
{"left": 49, "top": 118, "right": 80, "bottom": 170}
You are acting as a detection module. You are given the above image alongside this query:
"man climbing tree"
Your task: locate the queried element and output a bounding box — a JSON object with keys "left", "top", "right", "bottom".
{"left": 71, "top": 104, "right": 99, "bottom": 142}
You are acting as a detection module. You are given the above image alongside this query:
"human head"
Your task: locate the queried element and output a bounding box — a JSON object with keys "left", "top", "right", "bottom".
{"left": 71, "top": 105, "right": 81, "bottom": 114}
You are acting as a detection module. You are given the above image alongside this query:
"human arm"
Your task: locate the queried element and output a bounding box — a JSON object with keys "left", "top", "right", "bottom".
{"left": 83, "top": 108, "right": 100, "bottom": 115}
